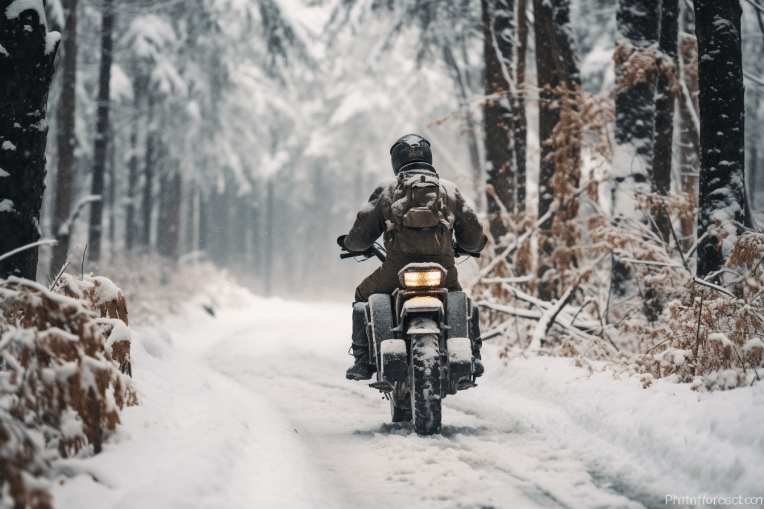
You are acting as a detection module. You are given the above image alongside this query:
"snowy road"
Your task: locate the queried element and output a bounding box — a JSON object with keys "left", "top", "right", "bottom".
{"left": 51, "top": 294, "right": 764, "bottom": 509}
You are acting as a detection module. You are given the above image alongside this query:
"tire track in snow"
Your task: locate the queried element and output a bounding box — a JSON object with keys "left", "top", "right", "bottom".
{"left": 205, "top": 326, "right": 655, "bottom": 509}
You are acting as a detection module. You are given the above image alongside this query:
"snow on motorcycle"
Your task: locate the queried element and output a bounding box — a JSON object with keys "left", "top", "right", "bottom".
{"left": 339, "top": 237, "right": 481, "bottom": 435}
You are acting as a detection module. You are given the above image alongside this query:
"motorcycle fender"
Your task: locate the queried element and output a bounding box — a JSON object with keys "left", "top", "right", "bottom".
{"left": 380, "top": 339, "right": 408, "bottom": 403}
{"left": 447, "top": 337, "right": 473, "bottom": 385}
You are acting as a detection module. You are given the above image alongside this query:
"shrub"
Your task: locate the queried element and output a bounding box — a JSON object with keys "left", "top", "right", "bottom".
{"left": 0, "top": 275, "right": 137, "bottom": 509}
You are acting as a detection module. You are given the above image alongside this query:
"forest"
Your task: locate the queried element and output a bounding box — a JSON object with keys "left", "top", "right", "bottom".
{"left": 1, "top": 0, "right": 764, "bottom": 506}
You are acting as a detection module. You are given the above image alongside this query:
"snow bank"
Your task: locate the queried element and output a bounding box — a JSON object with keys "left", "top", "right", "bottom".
{"left": 50, "top": 298, "right": 335, "bottom": 509}
{"left": 484, "top": 353, "right": 764, "bottom": 500}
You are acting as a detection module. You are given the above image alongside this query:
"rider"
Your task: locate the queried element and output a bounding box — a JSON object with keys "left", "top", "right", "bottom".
{"left": 343, "top": 134, "right": 487, "bottom": 381}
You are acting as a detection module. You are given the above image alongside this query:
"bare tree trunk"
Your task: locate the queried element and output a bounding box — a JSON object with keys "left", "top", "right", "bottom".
{"left": 611, "top": 0, "right": 660, "bottom": 297}
{"left": 264, "top": 178, "right": 274, "bottom": 297}
{"left": 126, "top": 76, "right": 146, "bottom": 251}
{"left": 167, "top": 170, "right": 181, "bottom": 261}
{"left": 694, "top": 0, "right": 745, "bottom": 278}
{"left": 87, "top": 0, "right": 114, "bottom": 262}
{"left": 107, "top": 125, "right": 116, "bottom": 260}
{"left": 251, "top": 203, "right": 261, "bottom": 279}
{"left": 443, "top": 44, "right": 483, "bottom": 210}
{"left": 482, "top": 0, "right": 516, "bottom": 242}
{"left": 515, "top": 0, "right": 528, "bottom": 213}
{"left": 50, "top": 0, "right": 77, "bottom": 276}
{"left": 142, "top": 98, "right": 155, "bottom": 247}
{"left": 0, "top": 5, "right": 59, "bottom": 280}
{"left": 651, "top": 0, "right": 678, "bottom": 243}
{"left": 533, "top": 0, "right": 580, "bottom": 300}
{"left": 678, "top": 6, "right": 699, "bottom": 251}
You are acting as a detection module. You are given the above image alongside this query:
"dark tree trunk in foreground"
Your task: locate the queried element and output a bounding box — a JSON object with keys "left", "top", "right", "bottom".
{"left": 0, "top": 3, "right": 59, "bottom": 280}
{"left": 694, "top": 0, "right": 745, "bottom": 278}
{"left": 88, "top": 0, "right": 114, "bottom": 262}
{"left": 651, "top": 0, "right": 678, "bottom": 243}
{"left": 50, "top": 0, "right": 78, "bottom": 276}
{"left": 482, "top": 0, "right": 516, "bottom": 243}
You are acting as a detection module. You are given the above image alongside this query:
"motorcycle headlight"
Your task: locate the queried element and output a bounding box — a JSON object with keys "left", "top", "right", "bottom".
{"left": 399, "top": 265, "right": 446, "bottom": 288}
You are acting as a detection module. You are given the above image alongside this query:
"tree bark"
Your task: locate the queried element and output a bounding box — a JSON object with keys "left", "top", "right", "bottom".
{"left": 533, "top": 0, "right": 580, "bottom": 299}
{"left": 612, "top": 0, "right": 660, "bottom": 220}
{"left": 533, "top": 0, "right": 580, "bottom": 224}
{"left": 482, "top": 0, "right": 516, "bottom": 242}
{"left": 443, "top": 44, "right": 483, "bottom": 211}
{"left": 107, "top": 124, "right": 116, "bottom": 260}
{"left": 126, "top": 76, "right": 146, "bottom": 251}
{"left": 142, "top": 98, "right": 155, "bottom": 247}
{"left": 694, "top": 0, "right": 746, "bottom": 278}
{"left": 678, "top": 6, "right": 699, "bottom": 251}
{"left": 0, "top": 2, "right": 59, "bottom": 280}
{"left": 264, "top": 178, "right": 274, "bottom": 297}
{"left": 50, "top": 0, "right": 77, "bottom": 276}
{"left": 167, "top": 170, "right": 181, "bottom": 261}
{"left": 515, "top": 0, "right": 528, "bottom": 213}
{"left": 611, "top": 0, "right": 660, "bottom": 297}
{"left": 651, "top": 0, "right": 678, "bottom": 243}
{"left": 87, "top": 0, "right": 114, "bottom": 262}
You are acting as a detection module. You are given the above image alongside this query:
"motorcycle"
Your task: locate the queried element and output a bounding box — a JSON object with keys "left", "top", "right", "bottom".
{"left": 338, "top": 236, "right": 481, "bottom": 435}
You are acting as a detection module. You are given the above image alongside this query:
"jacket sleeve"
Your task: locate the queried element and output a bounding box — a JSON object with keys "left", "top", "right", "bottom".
{"left": 344, "top": 183, "right": 388, "bottom": 252}
{"left": 452, "top": 186, "right": 487, "bottom": 253}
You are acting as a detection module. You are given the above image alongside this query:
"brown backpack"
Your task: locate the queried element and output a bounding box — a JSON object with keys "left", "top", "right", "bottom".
{"left": 387, "top": 171, "right": 453, "bottom": 255}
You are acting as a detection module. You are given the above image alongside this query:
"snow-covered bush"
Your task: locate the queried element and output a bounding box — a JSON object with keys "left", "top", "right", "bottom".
{"left": 91, "top": 251, "right": 243, "bottom": 325}
{"left": 0, "top": 276, "right": 137, "bottom": 509}
{"left": 471, "top": 86, "right": 762, "bottom": 392}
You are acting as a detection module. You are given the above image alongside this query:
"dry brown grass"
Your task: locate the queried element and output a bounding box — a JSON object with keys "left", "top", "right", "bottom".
{"left": 0, "top": 274, "right": 138, "bottom": 509}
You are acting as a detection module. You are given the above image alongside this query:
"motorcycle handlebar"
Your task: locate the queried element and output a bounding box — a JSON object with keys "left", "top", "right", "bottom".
{"left": 337, "top": 235, "right": 479, "bottom": 262}
{"left": 337, "top": 235, "right": 386, "bottom": 263}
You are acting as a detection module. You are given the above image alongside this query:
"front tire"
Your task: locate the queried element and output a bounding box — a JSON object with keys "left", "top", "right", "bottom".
{"left": 410, "top": 329, "right": 442, "bottom": 435}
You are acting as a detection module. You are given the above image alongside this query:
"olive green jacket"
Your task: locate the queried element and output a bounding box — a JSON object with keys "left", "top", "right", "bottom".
{"left": 344, "top": 167, "right": 486, "bottom": 258}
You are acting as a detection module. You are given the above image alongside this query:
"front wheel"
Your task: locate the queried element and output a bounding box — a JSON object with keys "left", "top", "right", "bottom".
{"left": 409, "top": 326, "right": 442, "bottom": 435}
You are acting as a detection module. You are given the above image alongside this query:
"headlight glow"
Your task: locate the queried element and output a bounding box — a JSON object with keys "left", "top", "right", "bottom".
{"left": 403, "top": 270, "right": 442, "bottom": 288}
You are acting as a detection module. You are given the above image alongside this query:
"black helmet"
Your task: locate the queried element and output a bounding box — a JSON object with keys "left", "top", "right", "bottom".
{"left": 390, "top": 134, "right": 432, "bottom": 175}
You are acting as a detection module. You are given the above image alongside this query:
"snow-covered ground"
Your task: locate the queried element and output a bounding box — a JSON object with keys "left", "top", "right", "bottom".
{"left": 50, "top": 291, "right": 764, "bottom": 509}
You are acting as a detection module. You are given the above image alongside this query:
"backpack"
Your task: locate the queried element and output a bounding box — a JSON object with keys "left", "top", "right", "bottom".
{"left": 387, "top": 171, "right": 453, "bottom": 255}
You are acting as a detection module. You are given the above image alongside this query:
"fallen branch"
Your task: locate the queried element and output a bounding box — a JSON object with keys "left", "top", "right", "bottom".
{"left": 529, "top": 285, "right": 576, "bottom": 351}
{"left": 468, "top": 206, "right": 555, "bottom": 292}
{"left": 693, "top": 277, "right": 736, "bottom": 298}
{"left": 481, "top": 275, "right": 534, "bottom": 284}
{"left": 0, "top": 239, "right": 57, "bottom": 265}
{"left": 618, "top": 257, "right": 684, "bottom": 268}
{"left": 57, "top": 195, "right": 102, "bottom": 238}
{"left": 478, "top": 300, "right": 597, "bottom": 341}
